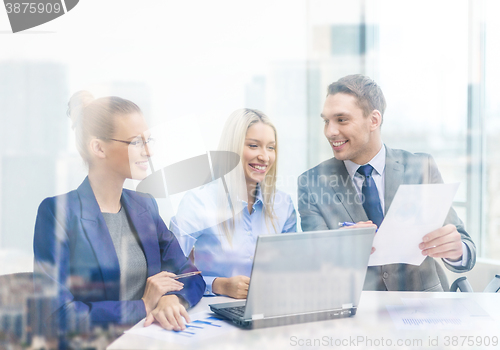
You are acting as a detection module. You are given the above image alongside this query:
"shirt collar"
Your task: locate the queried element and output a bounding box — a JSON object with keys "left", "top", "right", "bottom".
{"left": 344, "top": 144, "right": 386, "bottom": 180}
{"left": 255, "top": 184, "right": 263, "bottom": 204}
{"left": 240, "top": 184, "right": 263, "bottom": 208}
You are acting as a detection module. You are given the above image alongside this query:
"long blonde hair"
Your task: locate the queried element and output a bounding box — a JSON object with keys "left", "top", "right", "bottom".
{"left": 217, "top": 109, "right": 278, "bottom": 244}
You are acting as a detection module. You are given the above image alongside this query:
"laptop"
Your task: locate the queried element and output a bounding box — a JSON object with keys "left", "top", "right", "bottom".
{"left": 209, "top": 227, "right": 376, "bottom": 329}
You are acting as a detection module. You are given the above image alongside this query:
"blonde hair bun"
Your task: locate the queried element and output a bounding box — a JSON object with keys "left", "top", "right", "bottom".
{"left": 67, "top": 90, "right": 95, "bottom": 129}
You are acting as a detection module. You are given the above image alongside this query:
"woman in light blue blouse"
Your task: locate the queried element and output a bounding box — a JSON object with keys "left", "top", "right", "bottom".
{"left": 170, "top": 109, "right": 296, "bottom": 299}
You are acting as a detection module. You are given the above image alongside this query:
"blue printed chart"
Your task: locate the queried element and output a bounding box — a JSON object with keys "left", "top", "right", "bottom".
{"left": 387, "top": 298, "right": 494, "bottom": 330}
{"left": 125, "top": 312, "right": 237, "bottom": 345}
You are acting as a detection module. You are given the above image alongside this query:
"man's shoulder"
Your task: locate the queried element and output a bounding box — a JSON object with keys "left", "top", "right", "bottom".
{"left": 297, "top": 147, "right": 437, "bottom": 181}
{"left": 298, "top": 157, "right": 342, "bottom": 179}
{"left": 386, "top": 146, "right": 431, "bottom": 158}
{"left": 386, "top": 147, "right": 434, "bottom": 165}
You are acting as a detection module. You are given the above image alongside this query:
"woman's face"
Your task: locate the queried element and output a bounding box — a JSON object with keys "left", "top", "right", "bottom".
{"left": 103, "top": 112, "right": 153, "bottom": 180}
{"left": 242, "top": 122, "right": 276, "bottom": 186}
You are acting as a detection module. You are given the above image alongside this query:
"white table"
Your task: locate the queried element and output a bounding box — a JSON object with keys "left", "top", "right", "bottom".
{"left": 108, "top": 292, "right": 500, "bottom": 350}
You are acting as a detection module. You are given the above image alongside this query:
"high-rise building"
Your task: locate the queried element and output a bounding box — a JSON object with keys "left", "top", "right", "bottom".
{"left": 0, "top": 62, "right": 69, "bottom": 257}
{"left": 244, "top": 76, "right": 266, "bottom": 112}
{"left": 0, "top": 62, "right": 68, "bottom": 155}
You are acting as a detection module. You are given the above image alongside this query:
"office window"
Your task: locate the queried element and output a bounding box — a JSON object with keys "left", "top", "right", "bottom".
{"left": 376, "top": 1, "right": 469, "bottom": 229}
{"left": 1, "top": 0, "right": 499, "bottom": 274}
{"left": 305, "top": 0, "right": 499, "bottom": 260}
{"left": 483, "top": 0, "right": 500, "bottom": 260}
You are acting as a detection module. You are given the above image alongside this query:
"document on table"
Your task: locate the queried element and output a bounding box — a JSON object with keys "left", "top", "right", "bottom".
{"left": 124, "top": 312, "right": 237, "bottom": 345}
{"left": 368, "top": 183, "right": 459, "bottom": 266}
{"left": 387, "top": 298, "right": 493, "bottom": 330}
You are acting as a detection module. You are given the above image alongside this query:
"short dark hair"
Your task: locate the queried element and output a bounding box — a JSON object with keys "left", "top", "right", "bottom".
{"left": 327, "top": 74, "right": 386, "bottom": 118}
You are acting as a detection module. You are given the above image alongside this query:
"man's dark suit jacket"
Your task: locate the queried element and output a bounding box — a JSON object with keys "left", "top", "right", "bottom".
{"left": 298, "top": 147, "right": 476, "bottom": 291}
{"left": 34, "top": 177, "right": 205, "bottom": 326}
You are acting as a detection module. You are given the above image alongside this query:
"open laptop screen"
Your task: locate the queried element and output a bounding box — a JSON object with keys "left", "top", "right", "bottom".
{"left": 244, "top": 227, "right": 376, "bottom": 319}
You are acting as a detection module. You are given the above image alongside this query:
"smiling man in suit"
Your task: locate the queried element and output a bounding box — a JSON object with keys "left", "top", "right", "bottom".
{"left": 298, "top": 74, "right": 476, "bottom": 291}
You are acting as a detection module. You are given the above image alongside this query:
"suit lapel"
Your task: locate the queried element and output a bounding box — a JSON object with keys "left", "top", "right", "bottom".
{"left": 327, "top": 158, "right": 369, "bottom": 222}
{"left": 384, "top": 147, "right": 405, "bottom": 213}
{"left": 121, "top": 191, "right": 161, "bottom": 277}
{"left": 328, "top": 146, "right": 404, "bottom": 222}
{"left": 77, "top": 177, "right": 120, "bottom": 300}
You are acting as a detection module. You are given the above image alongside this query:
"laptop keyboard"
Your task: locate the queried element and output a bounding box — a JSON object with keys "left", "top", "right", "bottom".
{"left": 224, "top": 305, "right": 246, "bottom": 318}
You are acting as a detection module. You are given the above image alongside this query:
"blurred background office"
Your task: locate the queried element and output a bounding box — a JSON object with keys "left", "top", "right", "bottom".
{"left": 0, "top": 0, "right": 499, "bottom": 345}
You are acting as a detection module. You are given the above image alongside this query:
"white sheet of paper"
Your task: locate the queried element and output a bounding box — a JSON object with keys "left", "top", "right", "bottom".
{"left": 124, "top": 312, "right": 237, "bottom": 345}
{"left": 368, "top": 183, "right": 459, "bottom": 266}
{"left": 387, "top": 298, "right": 493, "bottom": 330}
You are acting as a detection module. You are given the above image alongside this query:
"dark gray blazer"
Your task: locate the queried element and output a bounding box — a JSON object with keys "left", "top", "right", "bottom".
{"left": 298, "top": 146, "right": 476, "bottom": 291}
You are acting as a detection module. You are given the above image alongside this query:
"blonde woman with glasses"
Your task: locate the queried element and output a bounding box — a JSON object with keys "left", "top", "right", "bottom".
{"left": 170, "top": 109, "right": 296, "bottom": 299}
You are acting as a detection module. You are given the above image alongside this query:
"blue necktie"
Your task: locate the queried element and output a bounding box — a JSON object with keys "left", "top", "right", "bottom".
{"left": 357, "top": 164, "right": 384, "bottom": 228}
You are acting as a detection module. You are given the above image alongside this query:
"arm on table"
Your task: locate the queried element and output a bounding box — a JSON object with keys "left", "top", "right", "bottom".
{"left": 147, "top": 197, "right": 206, "bottom": 330}
{"left": 212, "top": 275, "right": 250, "bottom": 299}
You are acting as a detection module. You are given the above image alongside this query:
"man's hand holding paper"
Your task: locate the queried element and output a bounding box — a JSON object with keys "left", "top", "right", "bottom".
{"left": 420, "top": 224, "right": 463, "bottom": 261}
{"left": 368, "top": 183, "right": 460, "bottom": 266}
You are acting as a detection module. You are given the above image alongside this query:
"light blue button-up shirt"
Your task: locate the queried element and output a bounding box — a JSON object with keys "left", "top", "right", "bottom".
{"left": 170, "top": 182, "right": 297, "bottom": 295}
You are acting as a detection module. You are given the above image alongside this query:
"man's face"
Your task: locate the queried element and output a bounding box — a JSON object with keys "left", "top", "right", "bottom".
{"left": 321, "top": 93, "right": 381, "bottom": 165}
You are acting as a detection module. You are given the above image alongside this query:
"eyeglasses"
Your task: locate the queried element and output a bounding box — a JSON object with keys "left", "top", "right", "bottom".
{"left": 107, "top": 137, "right": 155, "bottom": 149}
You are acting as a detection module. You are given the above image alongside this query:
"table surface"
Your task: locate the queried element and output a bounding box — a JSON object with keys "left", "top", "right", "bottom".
{"left": 108, "top": 291, "right": 500, "bottom": 350}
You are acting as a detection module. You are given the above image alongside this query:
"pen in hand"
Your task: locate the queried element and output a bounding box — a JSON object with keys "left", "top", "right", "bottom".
{"left": 172, "top": 271, "right": 202, "bottom": 280}
{"left": 339, "top": 222, "right": 356, "bottom": 227}
{"left": 339, "top": 221, "right": 379, "bottom": 232}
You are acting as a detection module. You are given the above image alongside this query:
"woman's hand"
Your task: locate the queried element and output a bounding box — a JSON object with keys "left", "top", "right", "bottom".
{"left": 144, "top": 295, "right": 191, "bottom": 331}
{"left": 141, "top": 271, "right": 184, "bottom": 315}
{"left": 212, "top": 275, "right": 250, "bottom": 299}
